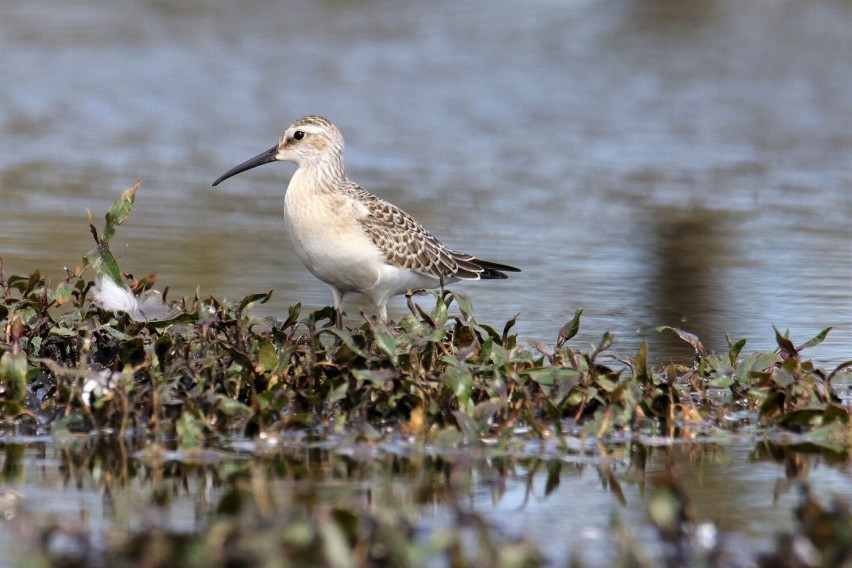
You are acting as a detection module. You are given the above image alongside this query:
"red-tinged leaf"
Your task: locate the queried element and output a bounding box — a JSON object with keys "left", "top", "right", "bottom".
{"left": 773, "top": 326, "right": 797, "bottom": 357}
{"left": 502, "top": 313, "right": 519, "bottom": 346}
{"left": 54, "top": 282, "right": 73, "bottom": 306}
{"left": 414, "top": 302, "right": 435, "bottom": 328}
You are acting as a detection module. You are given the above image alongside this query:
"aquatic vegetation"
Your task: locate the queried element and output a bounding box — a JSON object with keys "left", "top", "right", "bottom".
{"left": 1, "top": 184, "right": 851, "bottom": 567}
{"left": 0, "top": 183, "right": 849, "bottom": 454}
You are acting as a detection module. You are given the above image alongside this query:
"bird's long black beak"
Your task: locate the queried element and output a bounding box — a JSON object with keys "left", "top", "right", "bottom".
{"left": 212, "top": 145, "right": 279, "bottom": 186}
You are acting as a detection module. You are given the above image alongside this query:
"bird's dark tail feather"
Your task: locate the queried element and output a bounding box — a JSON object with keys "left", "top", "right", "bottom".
{"left": 449, "top": 252, "right": 521, "bottom": 280}
{"left": 457, "top": 256, "right": 519, "bottom": 280}
{"left": 476, "top": 258, "right": 521, "bottom": 279}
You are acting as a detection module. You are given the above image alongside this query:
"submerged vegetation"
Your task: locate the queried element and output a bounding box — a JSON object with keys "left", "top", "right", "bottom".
{"left": 1, "top": 183, "right": 851, "bottom": 567}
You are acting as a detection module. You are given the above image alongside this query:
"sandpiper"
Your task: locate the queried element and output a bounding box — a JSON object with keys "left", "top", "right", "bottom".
{"left": 213, "top": 115, "right": 520, "bottom": 324}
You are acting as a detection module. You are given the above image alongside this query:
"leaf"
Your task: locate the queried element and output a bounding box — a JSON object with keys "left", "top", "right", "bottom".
{"left": 0, "top": 351, "right": 28, "bottom": 405}
{"left": 557, "top": 307, "right": 583, "bottom": 348}
{"left": 603, "top": 374, "right": 627, "bottom": 394}
{"left": 100, "top": 325, "right": 133, "bottom": 341}
{"left": 351, "top": 368, "right": 394, "bottom": 388}
{"left": 728, "top": 337, "right": 747, "bottom": 366}
{"left": 708, "top": 375, "right": 735, "bottom": 388}
{"left": 773, "top": 358, "right": 797, "bottom": 388}
{"left": 49, "top": 326, "right": 79, "bottom": 337}
{"left": 254, "top": 339, "right": 278, "bottom": 374}
{"left": 237, "top": 290, "right": 273, "bottom": 318}
{"left": 26, "top": 270, "right": 42, "bottom": 295}
{"left": 119, "top": 337, "right": 146, "bottom": 367}
{"left": 657, "top": 326, "right": 706, "bottom": 358}
{"left": 176, "top": 409, "right": 206, "bottom": 449}
{"left": 280, "top": 302, "right": 301, "bottom": 330}
{"left": 215, "top": 395, "right": 252, "bottom": 418}
{"left": 327, "top": 381, "right": 349, "bottom": 405}
{"left": 372, "top": 327, "right": 399, "bottom": 366}
{"left": 759, "top": 390, "right": 785, "bottom": 420}
{"left": 413, "top": 301, "right": 436, "bottom": 328}
{"left": 773, "top": 326, "right": 797, "bottom": 357}
{"left": 86, "top": 241, "right": 122, "bottom": 286}
{"left": 54, "top": 282, "right": 74, "bottom": 306}
{"left": 430, "top": 296, "right": 448, "bottom": 326}
{"left": 821, "top": 404, "right": 850, "bottom": 425}
{"left": 736, "top": 352, "right": 782, "bottom": 384}
{"left": 102, "top": 180, "right": 140, "bottom": 242}
{"left": 796, "top": 327, "right": 832, "bottom": 352}
{"left": 452, "top": 290, "right": 474, "bottom": 322}
{"left": 502, "top": 313, "right": 519, "bottom": 346}
{"left": 327, "top": 328, "right": 372, "bottom": 361}
{"left": 308, "top": 305, "right": 337, "bottom": 327}
{"left": 471, "top": 400, "right": 503, "bottom": 425}
{"left": 592, "top": 331, "right": 614, "bottom": 360}
{"left": 224, "top": 345, "right": 254, "bottom": 370}
{"left": 445, "top": 360, "right": 473, "bottom": 412}
{"left": 777, "top": 408, "right": 828, "bottom": 431}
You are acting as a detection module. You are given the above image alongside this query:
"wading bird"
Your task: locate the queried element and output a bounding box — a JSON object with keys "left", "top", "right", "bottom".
{"left": 213, "top": 115, "right": 519, "bottom": 325}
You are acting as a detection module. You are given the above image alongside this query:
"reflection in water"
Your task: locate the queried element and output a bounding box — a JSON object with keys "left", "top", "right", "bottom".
{"left": 0, "top": 437, "right": 849, "bottom": 565}
{"left": 623, "top": 0, "right": 722, "bottom": 35}
{"left": 644, "top": 206, "right": 737, "bottom": 360}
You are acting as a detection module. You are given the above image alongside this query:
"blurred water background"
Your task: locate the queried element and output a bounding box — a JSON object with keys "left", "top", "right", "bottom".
{"left": 2, "top": 0, "right": 851, "bottom": 365}
{"left": 2, "top": 2, "right": 852, "bottom": 564}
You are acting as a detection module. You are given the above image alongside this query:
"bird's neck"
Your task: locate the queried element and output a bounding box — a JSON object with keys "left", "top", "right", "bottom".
{"left": 290, "top": 156, "right": 346, "bottom": 194}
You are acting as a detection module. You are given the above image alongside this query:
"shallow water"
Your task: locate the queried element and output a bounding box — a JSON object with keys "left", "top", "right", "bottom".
{"left": 2, "top": 1, "right": 851, "bottom": 366}
{"left": 0, "top": 437, "right": 849, "bottom": 567}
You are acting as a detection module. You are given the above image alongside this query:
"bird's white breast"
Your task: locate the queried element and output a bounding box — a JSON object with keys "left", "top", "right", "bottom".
{"left": 283, "top": 168, "right": 385, "bottom": 294}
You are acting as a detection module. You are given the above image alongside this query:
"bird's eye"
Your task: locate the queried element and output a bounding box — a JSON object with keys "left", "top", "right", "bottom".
{"left": 293, "top": 130, "right": 305, "bottom": 141}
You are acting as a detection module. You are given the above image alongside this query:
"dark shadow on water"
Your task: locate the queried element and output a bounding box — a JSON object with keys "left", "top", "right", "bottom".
{"left": 641, "top": 206, "right": 740, "bottom": 361}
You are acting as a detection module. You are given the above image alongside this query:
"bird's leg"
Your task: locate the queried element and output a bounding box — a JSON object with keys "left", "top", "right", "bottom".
{"left": 331, "top": 288, "right": 345, "bottom": 329}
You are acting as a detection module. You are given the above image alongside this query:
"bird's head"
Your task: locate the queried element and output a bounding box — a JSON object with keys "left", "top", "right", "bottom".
{"left": 213, "top": 115, "right": 344, "bottom": 187}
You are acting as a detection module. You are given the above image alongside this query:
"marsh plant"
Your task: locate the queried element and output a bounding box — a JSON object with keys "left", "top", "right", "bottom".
{"left": 1, "top": 183, "right": 850, "bottom": 567}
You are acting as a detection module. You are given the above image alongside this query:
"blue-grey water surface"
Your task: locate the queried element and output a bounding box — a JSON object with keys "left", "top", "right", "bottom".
{"left": 1, "top": 1, "right": 851, "bottom": 565}
{"left": 2, "top": 0, "right": 850, "bottom": 364}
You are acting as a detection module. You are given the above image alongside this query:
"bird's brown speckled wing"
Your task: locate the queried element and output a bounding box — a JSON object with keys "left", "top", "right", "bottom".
{"left": 348, "top": 185, "right": 502, "bottom": 280}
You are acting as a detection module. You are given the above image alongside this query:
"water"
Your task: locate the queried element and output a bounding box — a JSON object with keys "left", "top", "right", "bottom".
{"left": 1, "top": 438, "right": 849, "bottom": 566}
{"left": 2, "top": 0, "right": 851, "bottom": 365}
{"left": 1, "top": 3, "right": 851, "bottom": 561}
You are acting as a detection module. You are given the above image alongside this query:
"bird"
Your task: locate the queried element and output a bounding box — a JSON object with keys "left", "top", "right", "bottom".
{"left": 212, "top": 115, "right": 520, "bottom": 325}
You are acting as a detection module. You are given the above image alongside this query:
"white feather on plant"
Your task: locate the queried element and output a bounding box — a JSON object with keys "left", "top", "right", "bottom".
{"left": 92, "top": 276, "right": 177, "bottom": 322}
